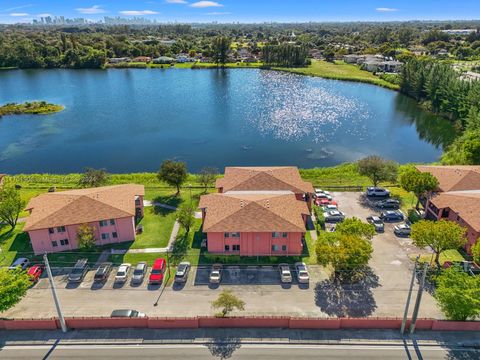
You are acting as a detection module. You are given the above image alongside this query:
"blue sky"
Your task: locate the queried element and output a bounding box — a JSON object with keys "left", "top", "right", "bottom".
{"left": 0, "top": 0, "right": 479, "bottom": 23}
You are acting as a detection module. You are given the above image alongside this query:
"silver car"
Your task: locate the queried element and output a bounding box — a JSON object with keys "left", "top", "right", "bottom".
{"left": 394, "top": 223, "right": 412, "bottom": 237}
{"left": 9, "top": 257, "right": 30, "bottom": 270}
{"left": 295, "top": 262, "right": 310, "bottom": 283}
{"left": 278, "top": 263, "right": 292, "bottom": 283}
{"left": 209, "top": 264, "right": 223, "bottom": 284}
{"left": 131, "top": 262, "right": 148, "bottom": 283}
{"left": 115, "top": 263, "right": 131, "bottom": 283}
{"left": 323, "top": 210, "right": 345, "bottom": 223}
{"left": 175, "top": 262, "right": 191, "bottom": 283}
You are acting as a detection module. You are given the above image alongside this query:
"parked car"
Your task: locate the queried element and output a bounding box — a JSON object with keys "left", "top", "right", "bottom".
{"left": 27, "top": 264, "right": 45, "bottom": 283}
{"left": 316, "top": 198, "right": 337, "bottom": 207}
{"left": 149, "top": 258, "right": 166, "bottom": 285}
{"left": 323, "top": 210, "right": 345, "bottom": 223}
{"left": 94, "top": 262, "right": 113, "bottom": 282}
{"left": 394, "top": 223, "right": 411, "bottom": 236}
{"left": 376, "top": 199, "right": 400, "bottom": 209}
{"left": 132, "top": 262, "right": 148, "bottom": 284}
{"left": 278, "top": 263, "right": 292, "bottom": 283}
{"left": 209, "top": 263, "right": 223, "bottom": 284}
{"left": 68, "top": 258, "right": 89, "bottom": 283}
{"left": 381, "top": 210, "right": 405, "bottom": 222}
{"left": 316, "top": 192, "right": 333, "bottom": 201}
{"left": 9, "top": 257, "right": 30, "bottom": 270}
{"left": 295, "top": 262, "right": 310, "bottom": 283}
{"left": 111, "top": 309, "right": 146, "bottom": 318}
{"left": 366, "top": 215, "right": 385, "bottom": 232}
{"left": 322, "top": 204, "right": 338, "bottom": 212}
{"left": 366, "top": 187, "right": 390, "bottom": 197}
{"left": 174, "top": 262, "right": 191, "bottom": 283}
{"left": 115, "top": 263, "right": 131, "bottom": 283}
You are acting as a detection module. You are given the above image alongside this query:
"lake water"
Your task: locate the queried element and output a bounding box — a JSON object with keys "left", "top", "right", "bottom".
{"left": 0, "top": 69, "right": 455, "bottom": 173}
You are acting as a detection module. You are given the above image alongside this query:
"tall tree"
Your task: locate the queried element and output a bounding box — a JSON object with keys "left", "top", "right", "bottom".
{"left": 198, "top": 167, "right": 218, "bottom": 193}
{"left": 411, "top": 220, "right": 467, "bottom": 268}
{"left": 0, "top": 187, "right": 25, "bottom": 230}
{"left": 357, "top": 155, "right": 398, "bottom": 187}
{"left": 211, "top": 290, "right": 245, "bottom": 317}
{"left": 472, "top": 241, "right": 480, "bottom": 265}
{"left": 212, "top": 36, "right": 231, "bottom": 65}
{"left": 435, "top": 268, "right": 480, "bottom": 321}
{"left": 398, "top": 166, "right": 439, "bottom": 209}
{"left": 335, "top": 217, "right": 376, "bottom": 240}
{"left": 158, "top": 160, "right": 188, "bottom": 196}
{"left": 0, "top": 268, "right": 31, "bottom": 312}
{"left": 76, "top": 224, "right": 97, "bottom": 250}
{"left": 78, "top": 168, "right": 109, "bottom": 188}
{"left": 177, "top": 204, "right": 195, "bottom": 234}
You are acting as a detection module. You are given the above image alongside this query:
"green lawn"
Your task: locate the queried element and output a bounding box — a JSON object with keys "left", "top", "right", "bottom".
{"left": 417, "top": 249, "right": 465, "bottom": 266}
{"left": 276, "top": 60, "right": 400, "bottom": 90}
{"left": 132, "top": 206, "right": 176, "bottom": 249}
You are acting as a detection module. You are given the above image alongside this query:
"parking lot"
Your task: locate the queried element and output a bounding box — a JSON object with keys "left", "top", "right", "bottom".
{"left": 2, "top": 192, "right": 443, "bottom": 320}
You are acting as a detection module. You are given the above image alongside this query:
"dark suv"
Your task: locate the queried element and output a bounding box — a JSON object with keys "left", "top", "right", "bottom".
{"left": 94, "top": 262, "right": 112, "bottom": 282}
{"left": 68, "top": 258, "right": 89, "bottom": 283}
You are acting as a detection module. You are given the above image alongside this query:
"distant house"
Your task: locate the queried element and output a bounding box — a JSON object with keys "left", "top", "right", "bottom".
{"left": 108, "top": 57, "right": 131, "bottom": 64}
{"left": 152, "top": 56, "right": 175, "bottom": 64}
{"left": 343, "top": 54, "right": 365, "bottom": 64}
{"left": 199, "top": 166, "right": 314, "bottom": 257}
{"left": 0, "top": 174, "right": 5, "bottom": 186}
{"left": 132, "top": 56, "right": 152, "bottom": 63}
{"left": 24, "top": 185, "right": 144, "bottom": 255}
{"left": 382, "top": 60, "right": 403, "bottom": 73}
{"left": 416, "top": 165, "right": 480, "bottom": 254}
{"left": 176, "top": 54, "right": 195, "bottom": 63}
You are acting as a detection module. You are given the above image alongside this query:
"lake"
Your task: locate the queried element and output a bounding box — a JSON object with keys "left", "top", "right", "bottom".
{"left": 0, "top": 69, "right": 455, "bottom": 173}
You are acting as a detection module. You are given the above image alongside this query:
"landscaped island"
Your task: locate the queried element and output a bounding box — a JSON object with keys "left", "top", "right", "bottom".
{"left": 0, "top": 101, "right": 64, "bottom": 117}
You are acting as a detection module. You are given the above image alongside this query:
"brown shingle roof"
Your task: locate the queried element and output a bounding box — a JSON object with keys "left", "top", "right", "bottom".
{"left": 416, "top": 165, "right": 480, "bottom": 192}
{"left": 216, "top": 167, "right": 314, "bottom": 194}
{"left": 24, "top": 184, "right": 144, "bottom": 231}
{"left": 199, "top": 192, "right": 309, "bottom": 232}
{"left": 430, "top": 190, "right": 480, "bottom": 232}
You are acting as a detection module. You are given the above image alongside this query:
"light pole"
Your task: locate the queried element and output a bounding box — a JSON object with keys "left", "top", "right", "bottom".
{"left": 401, "top": 256, "right": 419, "bottom": 334}
{"left": 44, "top": 253, "right": 67, "bottom": 333}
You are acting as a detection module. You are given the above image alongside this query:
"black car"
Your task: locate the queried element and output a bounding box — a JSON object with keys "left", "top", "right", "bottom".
{"left": 94, "top": 262, "right": 113, "bottom": 282}
{"left": 68, "top": 258, "right": 89, "bottom": 283}
{"left": 376, "top": 199, "right": 400, "bottom": 209}
{"left": 380, "top": 210, "right": 405, "bottom": 222}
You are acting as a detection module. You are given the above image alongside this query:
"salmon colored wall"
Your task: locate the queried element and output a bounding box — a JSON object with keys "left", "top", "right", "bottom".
{"left": 28, "top": 216, "right": 136, "bottom": 255}
{"left": 206, "top": 232, "right": 304, "bottom": 256}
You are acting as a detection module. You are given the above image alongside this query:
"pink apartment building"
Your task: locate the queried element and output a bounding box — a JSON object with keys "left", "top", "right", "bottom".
{"left": 199, "top": 166, "right": 313, "bottom": 256}
{"left": 24, "top": 184, "right": 144, "bottom": 255}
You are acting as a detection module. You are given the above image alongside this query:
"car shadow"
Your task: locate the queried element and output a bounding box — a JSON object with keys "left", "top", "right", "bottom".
{"left": 90, "top": 281, "right": 106, "bottom": 290}
{"left": 314, "top": 267, "right": 379, "bottom": 317}
{"left": 298, "top": 282, "right": 310, "bottom": 290}
{"left": 65, "top": 282, "right": 81, "bottom": 289}
{"left": 280, "top": 283, "right": 292, "bottom": 290}
{"left": 147, "top": 284, "right": 162, "bottom": 291}
{"left": 112, "top": 281, "right": 127, "bottom": 289}
{"left": 130, "top": 279, "right": 144, "bottom": 288}
{"left": 208, "top": 283, "right": 221, "bottom": 290}
{"left": 172, "top": 281, "right": 187, "bottom": 291}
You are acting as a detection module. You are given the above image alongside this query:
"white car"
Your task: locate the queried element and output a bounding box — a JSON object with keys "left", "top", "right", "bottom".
{"left": 394, "top": 223, "right": 412, "bottom": 237}
{"left": 366, "top": 187, "right": 390, "bottom": 197}
{"left": 209, "top": 264, "right": 223, "bottom": 284}
{"left": 295, "top": 262, "right": 310, "bottom": 283}
{"left": 323, "top": 210, "right": 345, "bottom": 222}
{"left": 322, "top": 204, "right": 338, "bottom": 212}
{"left": 115, "top": 263, "right": 131, "bottom": 283}
{"left": 278, "top": 263, "right": 292, "bottom": 283}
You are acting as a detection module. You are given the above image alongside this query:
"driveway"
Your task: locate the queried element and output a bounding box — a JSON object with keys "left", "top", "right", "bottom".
{"left": 2, "top": 192, "right": 442, "bottom": 319}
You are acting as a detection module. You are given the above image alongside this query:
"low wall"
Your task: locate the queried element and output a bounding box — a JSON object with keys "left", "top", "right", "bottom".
{"left": 1, "top": 316, "right": 480, "bottom": 331}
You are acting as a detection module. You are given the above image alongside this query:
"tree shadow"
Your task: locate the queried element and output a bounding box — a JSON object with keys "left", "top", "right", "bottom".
{"left": 205, "top": 337, "right": 241, "bottom": 359}
{"left": 314, "top": 267, "right": 379, "bottom": 317}
{"left": 153, "top": 205, "right": 176, "bottom": 216}
{"left": 152, "top": 194, "right": 183, "bottom": 209}
{"left": 445, "top": 348, "right": 480, "bottom": 360}
{"left": 171, "top": 233, "right": 190, "bottom": 265}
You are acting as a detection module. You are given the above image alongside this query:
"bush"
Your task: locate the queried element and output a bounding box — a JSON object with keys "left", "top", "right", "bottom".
{"left": 407, "top": 209, "right": 422, "bottom": 223}
{"left": 472, "top": 241, "right": 480, "bottom": 264}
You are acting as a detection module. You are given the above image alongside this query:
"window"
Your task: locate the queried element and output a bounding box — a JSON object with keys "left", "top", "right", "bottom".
{"left": 225, "top": 245, "right": 230, "bottom": 251}
{"left": 112, "top": 232, "right": 118, "bottom": 238}
{"left": 224, "top": 233, "right": 230, "bottom": 238}
{"left": 109, "top": 219, "right": 116, "bottom": 225}
{"left": 57, "top": 226, "right": 66, "bottom": 233}
{"left": 99, "top": 220, "right": 108, "bottom": 227}
{"left": 282, "top": 245, "right": 287, "bottom": 251}
{"left": 282, "top": 232, "right": 288, "bottom": 238}
{"left": 231, "top": 232, "right": 240, "bottom": 238}
{"left": 101, "top": 233, "right": 110, "bottom": 240}
{"left": 232, "top": 245, "right": 240, "bottom": 251}
{"left": 51, "top": 240, "right": 58, "bottom": 247}
{"left": 272, "top": 244, "right": 279, "bottom": 251}
{"left": 48, "top": 228, "right": 54, "bottom": 234}
{"left": 272, "top": 232, "right": 281, "bottom": 238}
{"left": 60, "top": 239, "right": 69, "bottom": 246}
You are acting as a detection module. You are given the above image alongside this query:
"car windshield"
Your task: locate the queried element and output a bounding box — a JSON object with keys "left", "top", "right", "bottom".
{"left": 211, "top": 272, "right": 220, "bottom": 277}
{"left": 71, "top": 267, "right": 84, "bottom": 274}
{"left": 133, "top": 269, "right": 144, "bottom": 275}
{"left": 299, "top": 271, "right": 308, "bottom": 277}
{"left": 282, "top": 270, "right": 290, "bottom": 276}
{"left": 131, "top": 311, "right": 138, "bottom": 317}
{"left": 117, "top": 271, "right": 125, "bottom": 276}
{"left": 373, "top": 219, "right": 382, "bottom": 224}
{"left": 151, "top": 269, "right": 163, "bottom": 275}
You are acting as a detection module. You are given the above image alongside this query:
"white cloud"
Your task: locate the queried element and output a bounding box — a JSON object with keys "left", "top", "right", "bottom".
{"left": 119, "top": 10, "right": 159, "bottom": 15}
{"left": 165, "top": 0, "right": 187, "bottom": 3}
{"left": 10, "top": 12, "right": 29, "bottom": 17}
{"left": 0, "top": 4, "right": 33, "bottom": 13}
{"left": 206, "top": 11, "right": 231, "bottom": 15}
{"left": 37, "top": 13, "right": 52, "bottom": 17}
{"left": 376, "top": 7, "right": 398, "bottom": 12}
{"left": 190, "top": 1, "right": 222, "bottom": 8}
{"left": 75, "top": 5, "right": 106, "bottom": 14}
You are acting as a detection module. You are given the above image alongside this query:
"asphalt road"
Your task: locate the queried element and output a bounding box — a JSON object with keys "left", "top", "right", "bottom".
{"left": 1, "top": 343, "right": 477, "bottom": 360}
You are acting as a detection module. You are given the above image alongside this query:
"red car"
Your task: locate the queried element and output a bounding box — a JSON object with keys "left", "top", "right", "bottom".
{"left": 27, "top": 264, "right": 45, "bottom": 283}
{"left": 315, "top": 198, "right": 338, "bottom": 206}
{"left": 149, "top": 258, "right": 166, "bottom": 285}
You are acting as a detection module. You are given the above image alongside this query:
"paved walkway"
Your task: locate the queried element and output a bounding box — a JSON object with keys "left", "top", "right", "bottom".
{"left": 143, "top": 200, "right": 178, "bottom": 211}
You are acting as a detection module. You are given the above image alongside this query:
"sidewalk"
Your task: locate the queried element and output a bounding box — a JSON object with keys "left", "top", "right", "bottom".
{"left": 1, "top": 328, "right": 479, "bottom": 347}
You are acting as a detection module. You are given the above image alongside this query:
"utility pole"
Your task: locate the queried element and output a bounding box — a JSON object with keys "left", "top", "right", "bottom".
{"left": 44, "top": 253, "right": 67, "bottom": 333}
{"left": 409, "top": 262, "right": 428, "bottom": 334}
{"left": 401, "top": 256, "right": 419, "bottom": 334}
